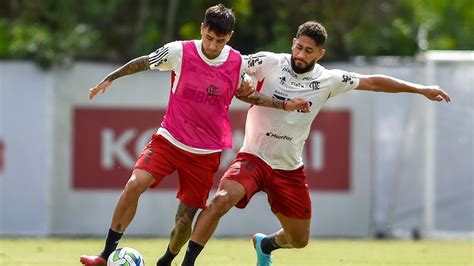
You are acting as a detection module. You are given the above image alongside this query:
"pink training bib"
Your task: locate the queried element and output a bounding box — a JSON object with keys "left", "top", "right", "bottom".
{"left": 162, "top": 41, "right": 242, "bottom": 149}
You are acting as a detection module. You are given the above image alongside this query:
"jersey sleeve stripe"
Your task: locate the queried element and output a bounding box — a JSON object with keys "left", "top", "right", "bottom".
{"left": 149, "top": 47, "right": 170, "bottom": 65}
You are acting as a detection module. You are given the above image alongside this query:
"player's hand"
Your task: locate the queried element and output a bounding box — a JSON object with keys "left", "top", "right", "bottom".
{"left": 285, "top": 97, "right": 310, "bottom": 112}
{"left": 421, "top": 86, "right": 451, "bottom": 102}
{"left": 236, "top": 75, "right": 255, "bottom": 98}
{"left": 89, "top": 80, "right": 112, "bottom": 100}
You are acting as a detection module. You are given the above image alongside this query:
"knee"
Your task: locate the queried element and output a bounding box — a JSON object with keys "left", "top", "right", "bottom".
{"left": 208, "top": 190, "right": 234, "bottom": 217}
{"left": 123, "top": 179, "right": 142, "bottom": 195}
{"left": 123, "top": 177, "right": 147, "bottom": 198}
{"left": 124, "top": 170, "right": 153, "bottom": 194}
{"left": 287, "top": 235, "right": 309, "bottom": 249}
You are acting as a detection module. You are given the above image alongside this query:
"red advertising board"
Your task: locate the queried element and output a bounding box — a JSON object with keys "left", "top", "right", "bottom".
{"left": 73, "top": 108, "right": 350, "bottom": 191}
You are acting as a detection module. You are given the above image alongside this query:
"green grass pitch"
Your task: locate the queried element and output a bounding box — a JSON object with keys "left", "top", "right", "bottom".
{"left": 0, "top": 238, "right": 472, "bottom": 265}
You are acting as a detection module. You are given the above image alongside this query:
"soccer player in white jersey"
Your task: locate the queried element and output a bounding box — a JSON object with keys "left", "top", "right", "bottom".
{"left": 181, "top": 21, "right": 451, "bottom": 266}
{"left": 79, "top": 4, "right": 309, "bottom": 266}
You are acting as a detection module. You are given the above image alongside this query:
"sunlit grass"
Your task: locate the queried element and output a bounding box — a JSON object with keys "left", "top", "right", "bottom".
{"left": 0, "top": 238, "right": 472, "bottom": 265}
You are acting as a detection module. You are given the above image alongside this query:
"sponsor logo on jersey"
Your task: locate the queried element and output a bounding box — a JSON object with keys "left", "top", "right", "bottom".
{"left": 246, "top": 54, "right": 265, "bottom": 67}
{"left": 274, "top": 90, "right": 289, "bottom": 97}
{"left": 282, "top": 66, "right": 297, "bottom": 78}
{"left": 342, "top": 74, "right": 356, "bottom": 84}
{"left": 183, "top": 85, "right": 222, "bottom": 105}
{"left": 279, "top": 76, "right": 286, "bottom": 85}
{"left": 265, "top": 132, "right": 293, "bottom": 141}
{"left": 291, "top": 81, "right": 304, "bottom": 88}
{"left": 199, "top": 70, "right": 216, "bottom": 79}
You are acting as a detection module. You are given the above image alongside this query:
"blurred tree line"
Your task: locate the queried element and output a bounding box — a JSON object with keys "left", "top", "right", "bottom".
{"left": 0, "top": 0, "right": 472, "bottom": 68}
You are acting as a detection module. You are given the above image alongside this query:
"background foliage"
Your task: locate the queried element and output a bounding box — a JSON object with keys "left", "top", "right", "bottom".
{"left": 1, "top": 0, "right": 472, "bottom": 68}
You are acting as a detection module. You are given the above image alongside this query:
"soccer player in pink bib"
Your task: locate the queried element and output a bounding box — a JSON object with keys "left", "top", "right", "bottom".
{"left": 79, "top": 4, "right": 308, "bottom": 266}
{"left": 181, "top": 21, "right": 451, "bottom": 266}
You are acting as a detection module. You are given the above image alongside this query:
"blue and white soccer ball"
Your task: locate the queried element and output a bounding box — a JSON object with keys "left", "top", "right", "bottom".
{"left": 107, "top": 247, "right": 145, "bottom": 266}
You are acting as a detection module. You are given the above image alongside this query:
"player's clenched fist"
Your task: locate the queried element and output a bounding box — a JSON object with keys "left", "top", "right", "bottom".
{"left": 285, "top": 97, "right": 311, "bottom": 112}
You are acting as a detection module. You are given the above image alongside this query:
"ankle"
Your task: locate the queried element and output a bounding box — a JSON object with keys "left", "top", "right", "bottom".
{"left": 181, "top": 240, "right": 204, "bottom": 266}
{"left": 156, "top": 246, "right": 177, "bottom": 266}
{"left": 261, "top": 233, "right": 282, "bottom": 254}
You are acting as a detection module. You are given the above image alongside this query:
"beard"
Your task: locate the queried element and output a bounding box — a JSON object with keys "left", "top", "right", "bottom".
{"left": 291, "top": 56, "right": 316, "bottom": 74}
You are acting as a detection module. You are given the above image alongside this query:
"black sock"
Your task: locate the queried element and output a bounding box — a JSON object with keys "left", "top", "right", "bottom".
{"left": 100, "top": 228, "right": 123, "bottom": 259}
{"left": 261, "top": 233, "right": 282, "bottom": 255}
{"left": 156, "top": 246, "right": 178, "bottom": 266}
{"left": 181, "top": 240, "right": 204, "bottom": 266}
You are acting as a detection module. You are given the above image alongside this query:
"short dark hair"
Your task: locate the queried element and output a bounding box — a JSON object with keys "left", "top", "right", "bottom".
{"left": 203, "top": 4, "right": 236, "bottom": 36}
{"left": 296, "top": 21, "right": 327, "bottom": 47}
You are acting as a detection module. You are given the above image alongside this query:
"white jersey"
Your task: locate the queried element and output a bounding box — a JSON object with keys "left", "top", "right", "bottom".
{"left": 147, "top": 40, "right": 245, "bottom": 154}
{"left": 241, "top": 52, "right": 360, "bottom": 170}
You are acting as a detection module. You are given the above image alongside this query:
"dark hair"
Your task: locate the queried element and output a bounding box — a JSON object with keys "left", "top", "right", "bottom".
{"left": 203, "top": 4, "right": 236, "bottom": 36}
{"left": 296, "top": 21, "right": 327, "bottom": 47}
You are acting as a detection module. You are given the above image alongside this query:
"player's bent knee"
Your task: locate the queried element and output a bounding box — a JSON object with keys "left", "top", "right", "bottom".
{"left": 122, "top": 179, "right": 145, "bottom": 198}
{"left": 123, "top": 171, "right": 153, "bottom": 195}
{"left": 125, "top": 178, "right": 146, "bottom": 194}
{"left": 208, "top": 191, "right": 233, "bottom": 217}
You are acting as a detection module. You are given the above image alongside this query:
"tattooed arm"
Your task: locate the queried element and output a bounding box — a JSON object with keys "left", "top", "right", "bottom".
{"left": 237, "top": 91, "right": 309, "bottom": 112}
{"left": 235, "top": 78, "right": 310, "bottom": 112}
{"left": 88, "top": 56, "right": 150, "bottom": 100}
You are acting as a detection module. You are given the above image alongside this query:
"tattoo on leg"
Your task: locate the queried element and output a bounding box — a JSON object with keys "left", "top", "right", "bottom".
{"left": 168, "top": 203, "right": 198, "bottom": 253}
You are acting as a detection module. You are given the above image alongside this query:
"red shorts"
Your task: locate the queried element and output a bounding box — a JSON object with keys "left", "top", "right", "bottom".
{"left": 221, "top": 152, "right": 311, "bottom": 219}
{"left": 135, "top": 134, "right": 221, "bottom": 208}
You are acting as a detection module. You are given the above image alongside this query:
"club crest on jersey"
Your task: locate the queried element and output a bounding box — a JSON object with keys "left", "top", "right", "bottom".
{"left": 183, "top": 85, "right": 222, "bottom": 105}
{"left": 309, "top": 81, "right": 321, "bottom": 90}
{"left": 207, "top": 85, "right": 218, "bottom": 96}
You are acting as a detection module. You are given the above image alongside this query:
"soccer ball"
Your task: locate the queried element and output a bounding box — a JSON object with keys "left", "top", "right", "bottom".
{"left": 107, "top": 247, "right": 145, "bottom": 266}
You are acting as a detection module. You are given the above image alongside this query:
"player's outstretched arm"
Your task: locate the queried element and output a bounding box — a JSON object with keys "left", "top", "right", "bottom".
{"left": 89, "top": 56, "right": 151, "bottom": 100}
{"left": 356, "top": 75, "right": 451, "bottom": 102}
{"left": 235, "top": 78, "right": 310, "bottom": 112}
